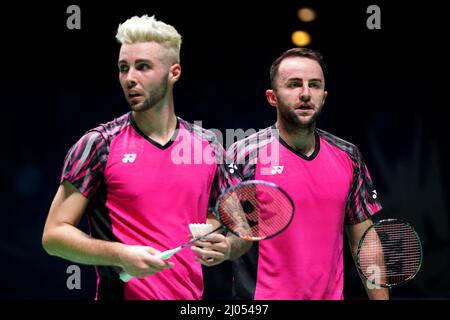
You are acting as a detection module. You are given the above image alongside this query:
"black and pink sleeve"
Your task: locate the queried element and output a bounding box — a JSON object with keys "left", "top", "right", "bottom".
{"left": 345, "top": 147, "right": 383, "bottom": 225}
{"left": 208, "top": 144, "right": 233, "bottom": 214}
{"left": 60, "top": 130, "right": 109, "bottom": 199}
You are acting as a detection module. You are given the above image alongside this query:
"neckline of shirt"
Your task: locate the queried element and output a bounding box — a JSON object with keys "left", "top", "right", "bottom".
{"left": 129, "top": 112, "right": 180, "bottom": 150}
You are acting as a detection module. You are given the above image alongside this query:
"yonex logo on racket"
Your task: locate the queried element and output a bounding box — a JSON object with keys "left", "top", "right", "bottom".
{"left": 122, "top": 153, "right": 137, "bottom": 163}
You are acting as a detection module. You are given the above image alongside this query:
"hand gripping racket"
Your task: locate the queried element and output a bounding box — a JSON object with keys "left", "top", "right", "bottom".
{"left": 356, "top": 218, "right": 423, "bottom": 288}
{"left": 120, "top": 180, "right": 295, "bottom": 282}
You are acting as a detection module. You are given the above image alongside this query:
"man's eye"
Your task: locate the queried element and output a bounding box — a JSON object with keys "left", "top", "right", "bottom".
{"left": 137, "top": 64, "right": 150, "bottom": 71}
{"left": 119, "top": 65, "right": 129, "bottom": 73}
{"left": 289, "top": 82, "right": 301, "bottom": 88}
{"left": 309, "top": 82, "right": 321, "bottom": 88}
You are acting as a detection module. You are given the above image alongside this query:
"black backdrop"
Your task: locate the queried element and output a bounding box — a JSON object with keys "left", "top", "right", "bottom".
{"left": 0, "top": 0, "right": 448, "bottom": 300}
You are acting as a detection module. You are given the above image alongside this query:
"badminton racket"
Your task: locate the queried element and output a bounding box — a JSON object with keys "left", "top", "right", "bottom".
{"left": 356, "top": 218, "right": 422, "bottom": 288}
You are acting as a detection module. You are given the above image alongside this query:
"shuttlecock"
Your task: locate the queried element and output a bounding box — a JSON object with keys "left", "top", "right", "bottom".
{"left": 189, "top": 223, "right": 213, "bottom": 238}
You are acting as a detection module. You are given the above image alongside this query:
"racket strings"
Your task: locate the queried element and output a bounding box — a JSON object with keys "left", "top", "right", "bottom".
{"left": 359, "top": 221, "right": 421, "bottom": 286}
{"left": 218, "top": 183, "right": 293, "bottom": 240}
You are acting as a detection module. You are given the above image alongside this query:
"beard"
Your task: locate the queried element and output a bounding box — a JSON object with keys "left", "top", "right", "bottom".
{"left": 278, "top": 102, "right": 322, "bottom": 130}
{"left": 128, "top": 73, "right": 169, "bottom": 112}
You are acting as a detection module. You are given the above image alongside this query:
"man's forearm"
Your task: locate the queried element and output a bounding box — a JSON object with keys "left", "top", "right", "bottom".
{"left": 365, "top": 285, "right": 390, "bottom": 300}
{"left": 42, "top": 223, "right": 124, "bottom": 267}
{"left": 350, "top": 243, "right": 389, "bottom": 300}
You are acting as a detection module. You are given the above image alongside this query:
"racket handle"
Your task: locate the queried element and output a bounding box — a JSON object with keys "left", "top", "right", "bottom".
{"left": 154, "top": 247, "right": 182, "bottom": 260}
{"left": 119, "top": 247, "right": 182, "bottom": 282}
{"left": 119, "top": 271, "right": 133, "bottom": 282}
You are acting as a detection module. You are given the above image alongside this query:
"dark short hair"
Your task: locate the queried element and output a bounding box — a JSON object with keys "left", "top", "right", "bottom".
{"left": 269, "top": 48, "right": 327, "bottom": 89}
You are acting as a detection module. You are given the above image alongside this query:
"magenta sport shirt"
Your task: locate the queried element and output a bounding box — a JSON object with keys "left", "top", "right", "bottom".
{"left": 227, "top": 126, "right": 382, "bottom": 300}
{"left": 60, "top": 112, "right": 230, "bottom": 300}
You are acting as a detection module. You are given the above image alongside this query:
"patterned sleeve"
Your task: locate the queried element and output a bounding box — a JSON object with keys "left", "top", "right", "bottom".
{"left": 345, "top": 146, "right": 382, "bottom": 225}
{"left": 60, "top": 130, "right": 109, "bottom": 198}
{"left": 226, "top": 140, "right": 257, "bottom": 184}
{"left": 207, "top": 137, "right": 233, "bottom": 214}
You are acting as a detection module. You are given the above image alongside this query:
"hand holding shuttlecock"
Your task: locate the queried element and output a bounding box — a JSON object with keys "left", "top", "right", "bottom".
{"left": 188, "top": 223, "right": 213, "bottom": 238}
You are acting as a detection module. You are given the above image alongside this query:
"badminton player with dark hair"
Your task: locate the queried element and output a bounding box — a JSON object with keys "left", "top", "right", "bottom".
{"left": 227, "top": 48, "right": 389, "bottom": 300}
{"left": 42, "top": 15, "right": 245, "bottom": 300}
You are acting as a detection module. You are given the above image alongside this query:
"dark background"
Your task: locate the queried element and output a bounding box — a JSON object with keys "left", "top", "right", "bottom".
{"left": 0, "top": 0, "right": 448, "bottom": 300}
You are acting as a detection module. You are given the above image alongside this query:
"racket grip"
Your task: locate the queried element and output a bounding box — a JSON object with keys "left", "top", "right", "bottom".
{"left": 119, "top": 247, "right": 182, "bottom": 282}
{"left": 119, "top": 271, "right": 133, "bottom": 282}
{"left": 154, "top": 247, "right": 182, "bottom": 260}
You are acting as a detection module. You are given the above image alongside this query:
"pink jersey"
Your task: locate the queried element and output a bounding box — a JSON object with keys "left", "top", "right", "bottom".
{"left": 60, "top": 112, "right": 230, "bottom": 300}
{"left": 227, "top": 126, "right": 382, "bottom": 299}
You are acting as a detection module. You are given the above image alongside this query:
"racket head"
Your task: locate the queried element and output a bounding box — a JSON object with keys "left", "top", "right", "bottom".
{"left": 214, "top": 180, "right": 295, "bottom": 241}
{"left": 356, "top": 218, "right": 423, "bottom": 288}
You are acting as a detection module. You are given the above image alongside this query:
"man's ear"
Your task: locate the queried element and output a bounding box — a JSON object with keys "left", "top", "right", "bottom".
{"left": 169, "top": 64, "right": 181, "bottom": 84}
{"left": 266, "top": 89, "right": 278, "bottom": 107}
{"left": 322, "top": 91, "right": 328, "bottom": 105}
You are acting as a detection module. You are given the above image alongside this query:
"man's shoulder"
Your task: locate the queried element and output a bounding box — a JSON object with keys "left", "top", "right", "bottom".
{"left": 178, "top": 117, "right": 222, "bottom": 146}
{"left": 86, "top": 112, "right": 131, "bottom": 142}
{"left": 316, "top": 128, "right": 361, "bottom": 158}
{"left": 228, "top": 126, "right": 275, "bottom": 154}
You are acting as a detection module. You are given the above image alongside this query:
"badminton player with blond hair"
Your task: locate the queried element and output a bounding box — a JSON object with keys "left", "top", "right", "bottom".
{"left": 42, "top": 15, "right": 246, "bottom": 300}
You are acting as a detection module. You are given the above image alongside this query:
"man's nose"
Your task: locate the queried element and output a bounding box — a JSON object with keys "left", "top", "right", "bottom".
{"left": 300, "top": 84, "right": 311, "bottom": 102}
{"left": 126, "top": 68, "right": 137, "bottom": 88}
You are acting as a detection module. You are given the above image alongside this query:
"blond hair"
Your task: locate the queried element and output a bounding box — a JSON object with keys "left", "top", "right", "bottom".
{"left": 116, "top": 15, "right": 182, "bottom": 63}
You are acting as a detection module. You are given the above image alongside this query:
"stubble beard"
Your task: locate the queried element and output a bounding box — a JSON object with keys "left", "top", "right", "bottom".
{"left": 128, "top": 75, "right": 169, "bottom": 112}
{"left": 280, "top": 104, "right": 321, "bottom": 131}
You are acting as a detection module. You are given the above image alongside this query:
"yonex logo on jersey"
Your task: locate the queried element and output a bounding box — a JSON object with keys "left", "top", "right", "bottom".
{"left": 271, "top": 166, "right": 284, "bottom": 174}
{"left": 228, "top": 163, "right": 238, "bottom": 174}
{"left": 122, "top": 154, "right": 137, "bottom": 163}
{"left": 372, "top": 190, "right": 377, "bottom": 199}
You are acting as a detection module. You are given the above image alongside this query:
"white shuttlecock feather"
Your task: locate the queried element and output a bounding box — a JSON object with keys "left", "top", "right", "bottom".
{"left": 189, "top": 223, "right": 213, "bottom": 238}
